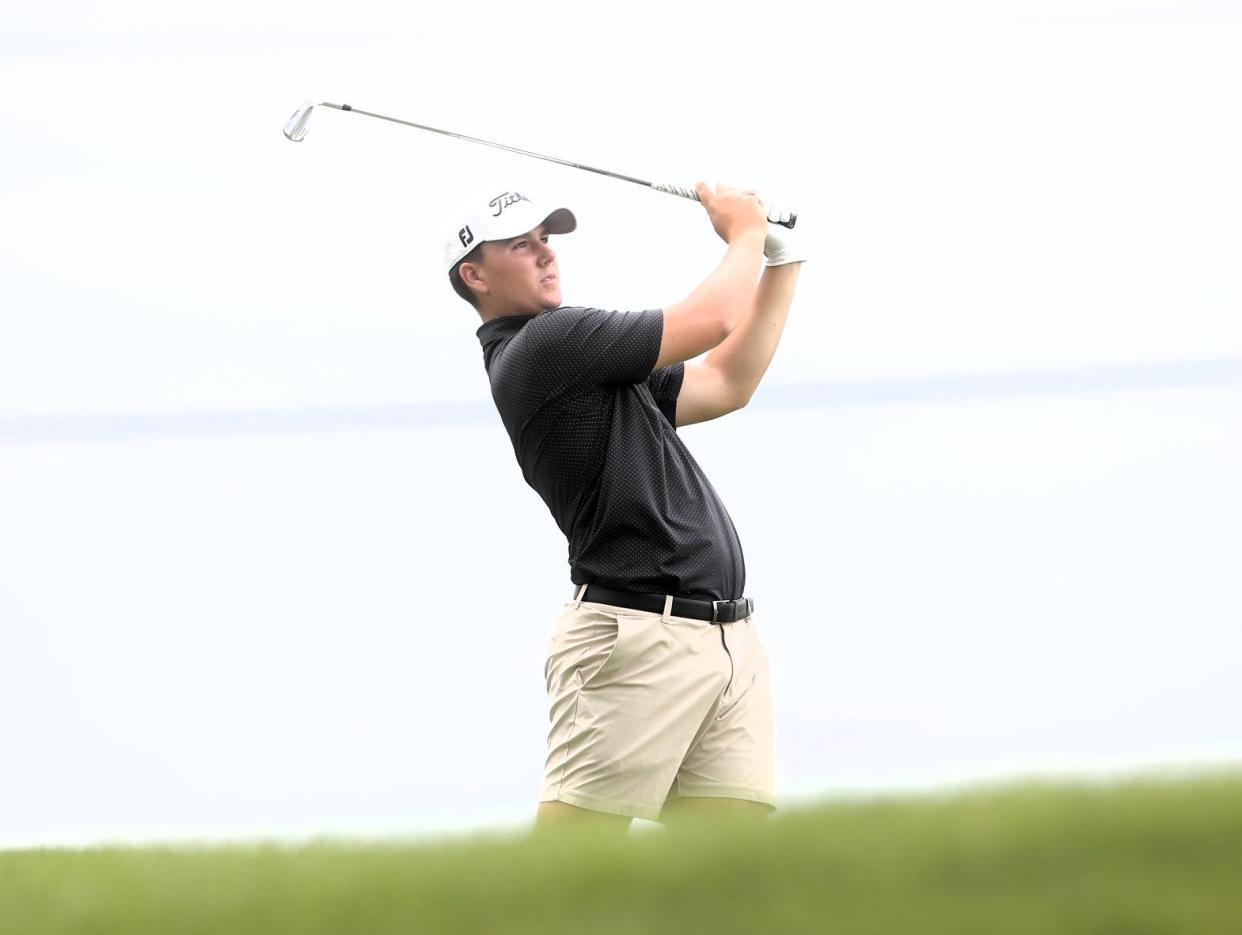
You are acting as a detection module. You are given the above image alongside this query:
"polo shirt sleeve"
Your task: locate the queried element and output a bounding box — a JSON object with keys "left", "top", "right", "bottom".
{"left": 521, "top": 307, "right": 664, "bottom": 389}
{"left": 646, "top": 362, "right": 685, "bottom": 428}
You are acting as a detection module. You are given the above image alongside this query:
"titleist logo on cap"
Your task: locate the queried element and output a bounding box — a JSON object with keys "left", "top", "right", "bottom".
{"left": 489, "top": 191, "right": 530, "bottom": 217}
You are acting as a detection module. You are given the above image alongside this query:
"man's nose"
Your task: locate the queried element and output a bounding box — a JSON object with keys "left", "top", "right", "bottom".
{"left": 538, "top": 241, "right": 556, "bottom": 264}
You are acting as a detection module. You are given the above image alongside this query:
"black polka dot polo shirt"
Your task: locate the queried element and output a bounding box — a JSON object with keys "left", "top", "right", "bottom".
{"left": 477, "top": 306, "right": 745, "bottom": 602}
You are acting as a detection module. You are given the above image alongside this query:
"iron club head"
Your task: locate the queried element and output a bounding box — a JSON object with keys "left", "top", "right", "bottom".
{"left": 283, "top": 101, "right": 315, "bottom": 141}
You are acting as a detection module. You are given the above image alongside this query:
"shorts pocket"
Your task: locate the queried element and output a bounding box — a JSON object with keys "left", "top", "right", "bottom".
{"left": 573, "top": 614, "right": 628, "bottom": 690}
{"left": 545, "top": 609, "right": 626, "bottom": 695}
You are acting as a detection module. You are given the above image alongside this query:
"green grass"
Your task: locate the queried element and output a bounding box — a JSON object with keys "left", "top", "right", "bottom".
{"left": 5, "top": 771, "right": 1242, "bottom": 934}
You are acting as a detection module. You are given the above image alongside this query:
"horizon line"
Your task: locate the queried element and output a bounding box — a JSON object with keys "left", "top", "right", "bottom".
{"left": 3, "top": 357, "right": 1240, "bottom": 445}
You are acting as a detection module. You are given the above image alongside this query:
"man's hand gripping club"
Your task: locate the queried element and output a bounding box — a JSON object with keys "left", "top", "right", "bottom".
{"left": 696, "top": 181, "right": 806, "bottom": 267}
{"left": 695, "top": 180, "right": 769, "bottom": 246}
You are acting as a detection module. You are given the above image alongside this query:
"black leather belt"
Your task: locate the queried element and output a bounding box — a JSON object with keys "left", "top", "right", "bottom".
{"left": 577, "top": 584, "right": 753, "bottom": 624}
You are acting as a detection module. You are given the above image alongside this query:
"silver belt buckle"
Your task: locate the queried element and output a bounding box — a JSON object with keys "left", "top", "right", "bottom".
{"left": 716, "top": 597, "right": 753, "bottom": 623}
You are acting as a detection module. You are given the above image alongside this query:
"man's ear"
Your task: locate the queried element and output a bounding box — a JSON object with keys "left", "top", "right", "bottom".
{"left": 459, "top": 260, "right": 488, "bottom": 296}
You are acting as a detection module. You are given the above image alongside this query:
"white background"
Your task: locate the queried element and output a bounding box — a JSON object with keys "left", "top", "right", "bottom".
{"left": 2, "top": 0, "right": 1239, "bottom": 846}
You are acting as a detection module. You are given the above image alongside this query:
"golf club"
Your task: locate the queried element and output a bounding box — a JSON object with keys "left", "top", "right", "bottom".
{"left": 283, "top": 101, "right": 797, "bottom": 229}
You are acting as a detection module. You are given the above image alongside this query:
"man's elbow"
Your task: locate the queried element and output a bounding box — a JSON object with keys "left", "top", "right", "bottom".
{"left": 693, "top": 313, "right": 732, "bottom": 358}
{"left": 724, "top": 378, "right": 755, "bottom": 413}
{"left": 718, "top": 301, "right": 749, "bottom": 340}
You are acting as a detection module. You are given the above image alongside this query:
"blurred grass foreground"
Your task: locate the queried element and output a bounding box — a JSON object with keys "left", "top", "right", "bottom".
{"left": 4, "top": 771, "right": 1241, "bottom": 935}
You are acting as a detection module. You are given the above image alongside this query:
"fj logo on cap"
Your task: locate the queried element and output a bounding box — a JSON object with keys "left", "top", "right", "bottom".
{"left": 489, "top": 191, "right": 530, "bottom": 217}
{"left": 458, "top": 225, "right": 474, "bottom": 249}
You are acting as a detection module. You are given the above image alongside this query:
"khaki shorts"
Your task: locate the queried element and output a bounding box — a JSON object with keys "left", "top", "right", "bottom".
{"left": 540, "top": 592, "right": 776, "bottom": 821}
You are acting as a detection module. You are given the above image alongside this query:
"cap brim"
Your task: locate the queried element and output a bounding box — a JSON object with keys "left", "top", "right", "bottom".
{"left": 542, "top": 207, "right": 576, "bottom": 235}
{"left": 481, "top": 204, "right": 576, "bottom": 244}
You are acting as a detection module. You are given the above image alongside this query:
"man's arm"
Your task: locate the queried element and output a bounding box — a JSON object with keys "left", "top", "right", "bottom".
{"left": 675, "top": 261, "right": 802, "bottom": 427}
{"left": 653, "top": 182, "right": 768, "bottom": 371}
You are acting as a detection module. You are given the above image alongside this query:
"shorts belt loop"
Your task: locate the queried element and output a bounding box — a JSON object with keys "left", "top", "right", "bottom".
{"left": 661, "top": 594, "right": 674, "bottom": 622}
{"left": 574, "top": 584, "right": 588, "bottom": 606}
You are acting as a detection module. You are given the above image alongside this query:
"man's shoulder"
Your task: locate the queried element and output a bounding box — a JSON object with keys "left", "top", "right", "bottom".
{"left": 478, "top": 307, "right": 586, "bottom": 341}
{"left": 525, "top": 306, "right": 665, "bottom": 338}
{"left": 530, "top": 305, "right": 592, "bottom": 325}
{"left": 487, "top": 306, "right": 666, "bottom": 395}
{"left": 505, "top": 306, "right": 612, "bottom": 346}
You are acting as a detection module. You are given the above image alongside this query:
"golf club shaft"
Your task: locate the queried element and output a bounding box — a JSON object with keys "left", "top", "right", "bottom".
{"left": 319, "top": 103, "right": 797, "bottom": 229}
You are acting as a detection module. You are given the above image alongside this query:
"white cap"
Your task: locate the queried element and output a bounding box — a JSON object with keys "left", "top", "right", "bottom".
{"left": 442, "top": 189, "right": 576, "bottom": 273}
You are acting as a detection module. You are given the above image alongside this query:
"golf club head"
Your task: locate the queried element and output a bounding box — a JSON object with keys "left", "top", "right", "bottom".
{"left": 283, "top": 101, "right": 315, "bottom": 142}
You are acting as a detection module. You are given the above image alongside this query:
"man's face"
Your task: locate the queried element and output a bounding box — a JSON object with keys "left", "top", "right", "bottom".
{"left": 471, "top": 224, "right": 561, "bottom": 313}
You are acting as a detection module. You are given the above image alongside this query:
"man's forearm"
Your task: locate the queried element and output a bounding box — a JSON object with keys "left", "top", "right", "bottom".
{"left": 704, "top": 263, "right": 802, "bottom": 404}
{"left": 685, "top": 231, "right": 767, "bottom": 331}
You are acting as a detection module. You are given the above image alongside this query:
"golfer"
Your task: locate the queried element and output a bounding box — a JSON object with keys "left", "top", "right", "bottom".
{"left": 444, "top": 183, "right": 803, "bottom": 830}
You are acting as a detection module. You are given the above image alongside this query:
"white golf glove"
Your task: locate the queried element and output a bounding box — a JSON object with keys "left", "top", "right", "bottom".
{"left": 752, "top": 191, "right": 803, "bottom": 266}
{"left": 763, "top": 222, "right": 806, "bottom": 267}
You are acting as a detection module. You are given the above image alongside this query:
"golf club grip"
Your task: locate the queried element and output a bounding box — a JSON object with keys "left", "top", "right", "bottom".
{"left": 651, "top": 182, "right": 798, "bottom": 229}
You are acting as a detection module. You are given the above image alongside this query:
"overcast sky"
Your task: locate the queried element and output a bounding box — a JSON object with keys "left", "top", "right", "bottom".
{"left": 2, "top": 1, "right": 1239, "bottom": 847}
